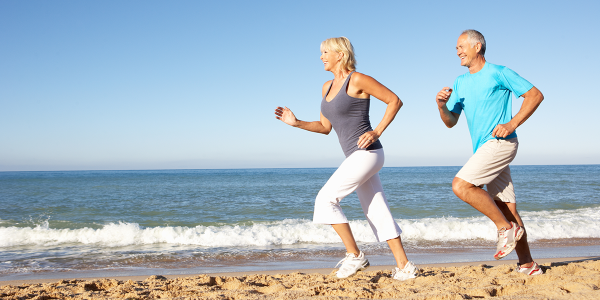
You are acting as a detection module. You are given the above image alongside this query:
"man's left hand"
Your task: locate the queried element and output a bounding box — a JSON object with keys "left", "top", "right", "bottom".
{"left": 492, "top": 123, "right": 517, "bottom": 138}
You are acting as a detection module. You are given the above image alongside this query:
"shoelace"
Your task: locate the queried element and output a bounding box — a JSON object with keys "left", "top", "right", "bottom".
{"left": 392, "top": 266, "right": 411, "bottom": 278}
{"left": 335, "top": 253, "right": 355, "bottom": 268}
{"left": 497, "top": 228, "right": 508, "bottom": 246}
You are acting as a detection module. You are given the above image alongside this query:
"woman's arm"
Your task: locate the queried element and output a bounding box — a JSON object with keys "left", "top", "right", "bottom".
{"left": 274, "top": 106, "right": 332, "bottom": 135}
{"left": 349, "top": 73, "right": 402, "bottom": 148}
{"left": 274, "top": 81, "right": 333, "bottom": 135}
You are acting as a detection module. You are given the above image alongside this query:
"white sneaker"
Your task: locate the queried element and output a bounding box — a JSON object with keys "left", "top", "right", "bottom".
{"left": 494, "top": 221, "right": 524, "bottom": 260}
{"left": 335, "top": 251, "right": 370, "bottom": 278}
{"left": 392, "top": 261, "right": 418, "bottom": 281}
{"left": 516, "top": 261, "right": 543, "bottom": 276}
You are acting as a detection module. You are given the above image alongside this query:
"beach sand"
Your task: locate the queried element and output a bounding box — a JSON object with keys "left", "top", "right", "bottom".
{"left": 1, "top": 257, "right": 599, "bottom": 299}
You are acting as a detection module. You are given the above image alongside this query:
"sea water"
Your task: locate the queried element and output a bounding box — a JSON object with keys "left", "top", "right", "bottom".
{"left": 1, "top": 165, "right": 599, "bottom": 280}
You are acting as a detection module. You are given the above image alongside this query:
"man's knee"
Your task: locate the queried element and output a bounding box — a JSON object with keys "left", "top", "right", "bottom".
{"left": 452, "top": 177, "right": 473, "bottom": 199}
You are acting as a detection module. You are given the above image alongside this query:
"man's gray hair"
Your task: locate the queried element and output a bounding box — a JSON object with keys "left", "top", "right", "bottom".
{"left": 462, "top": 29, "right": 486, "bottom": 56}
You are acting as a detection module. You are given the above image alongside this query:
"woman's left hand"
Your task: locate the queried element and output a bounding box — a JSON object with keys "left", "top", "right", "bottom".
{"left": 357, "top": 131, "right": 380, "bottom": 149}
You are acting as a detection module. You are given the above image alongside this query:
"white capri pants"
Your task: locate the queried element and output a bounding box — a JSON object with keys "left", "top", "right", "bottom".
{"left": 313, "top": 148, "right": 402, "bottom": 242}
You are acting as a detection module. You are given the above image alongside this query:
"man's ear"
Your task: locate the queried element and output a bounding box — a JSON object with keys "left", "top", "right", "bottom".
{"left": 475, "top": 42, "right": 482, "bottom": 54}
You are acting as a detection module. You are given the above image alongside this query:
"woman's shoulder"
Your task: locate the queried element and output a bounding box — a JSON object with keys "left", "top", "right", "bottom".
{"left": 349, "top": 71, "right": 376, "bottom": 86}
{"left": 322, "top": 79, "right": 333, "bottom": 89}
{"left": 321, "top": 80, "right": 333, "bottom": 97}
{"left": 351, "top": 71, "right": 375, "bottom": 80}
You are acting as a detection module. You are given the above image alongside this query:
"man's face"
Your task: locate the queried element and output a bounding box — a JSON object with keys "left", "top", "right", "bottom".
{"left": 456, "top": 34, "right": 479, "bottom": 68}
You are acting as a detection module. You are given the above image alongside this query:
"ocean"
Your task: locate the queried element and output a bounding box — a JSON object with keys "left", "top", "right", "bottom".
{"left": 1, "top": 165, "right": 599, "bottom": 281}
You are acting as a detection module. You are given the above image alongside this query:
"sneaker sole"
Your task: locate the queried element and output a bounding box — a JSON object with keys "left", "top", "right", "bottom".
{"left": 393, "top": 273, "right": 417, "bottom": 281}
{"left": 357, "top": 261, "right": 371, "bottom": 273}
{"left": 517, "top": 263, "right": 543, "bottom": 276}
{"left": 494, "top": 226, "right": 525, "bottom": 260}
{"left": 520, "top": 268, "right": 543, "bottom": 276}
{"left": 335, "top": 261, "right": 370, "bottom": 279}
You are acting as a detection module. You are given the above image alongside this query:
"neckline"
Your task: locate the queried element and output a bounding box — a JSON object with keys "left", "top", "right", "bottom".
{"left": 325, "top": 71, "right": 354, "bottom": 103}
{"left": 467, "top": 62, "right": 487, "bottom": 76}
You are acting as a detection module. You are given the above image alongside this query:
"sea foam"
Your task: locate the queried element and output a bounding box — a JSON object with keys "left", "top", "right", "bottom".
{"left": 2, "top": 207, "right": 599, "bottom": 248}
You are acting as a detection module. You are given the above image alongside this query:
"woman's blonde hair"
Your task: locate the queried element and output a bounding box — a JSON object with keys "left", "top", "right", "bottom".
{"left": 320, "top": 37, "right": 356, "bottom": 72}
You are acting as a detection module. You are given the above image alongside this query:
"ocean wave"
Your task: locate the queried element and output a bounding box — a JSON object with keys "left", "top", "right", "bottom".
{"left": 1, "top": 207, "right": 599, "bottom": 248}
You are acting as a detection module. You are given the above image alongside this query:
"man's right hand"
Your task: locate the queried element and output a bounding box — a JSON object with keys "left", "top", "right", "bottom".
{"left": 436, "top": 87, "right": 459, "bottom": 128}
{"left": 436, "top": 87, "right": 453, "bottom": 109}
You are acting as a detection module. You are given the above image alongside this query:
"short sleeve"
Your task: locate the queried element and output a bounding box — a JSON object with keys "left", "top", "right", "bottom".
{"left": 446, "top": 80, "right": 463, "bottom": 114}
{"left": 498, "top": 67, "right": 534, "bottom": 98}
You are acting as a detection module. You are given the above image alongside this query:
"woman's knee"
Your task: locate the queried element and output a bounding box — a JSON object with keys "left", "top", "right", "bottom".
{"left": 316, "top": 189, "right": 336, "bottom": 205}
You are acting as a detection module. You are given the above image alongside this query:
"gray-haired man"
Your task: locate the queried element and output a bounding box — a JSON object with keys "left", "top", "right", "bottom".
{"left": 436, "top": 30, "right": 544, "bottom": 275}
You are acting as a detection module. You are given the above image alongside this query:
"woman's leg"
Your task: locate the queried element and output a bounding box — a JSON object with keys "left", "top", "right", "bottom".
{"left": 332, "top": 223, "right": 360, "bottom": 256}
{"left": 386, "top": 237, "right": 409, "bottom": 269}
{"left": 344, "top": 150, "right": 412, "bottom": 270}
{"left": 355, "top": 172, "right": 408, "bottom": 269}
{"left": 313, "top": 149, "right": 384, "bottom": 253}
{"left": 355, "top": 173, "right": 402, "bottom": 242}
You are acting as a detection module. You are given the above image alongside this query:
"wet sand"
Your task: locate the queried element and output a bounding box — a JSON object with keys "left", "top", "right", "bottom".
{"left": 2, "top": 257, "right": 599, "bottom": 299}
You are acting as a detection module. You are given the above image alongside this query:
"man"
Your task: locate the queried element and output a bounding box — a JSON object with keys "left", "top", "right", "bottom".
{"left": 436, "top": 29, "right": 544, "bottom": 275}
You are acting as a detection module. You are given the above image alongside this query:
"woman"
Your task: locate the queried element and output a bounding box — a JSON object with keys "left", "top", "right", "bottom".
{"left": 274, "top": 37, "right": 417, "bottom": 280}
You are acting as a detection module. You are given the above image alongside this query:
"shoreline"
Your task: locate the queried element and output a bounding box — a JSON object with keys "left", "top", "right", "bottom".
{"left": 2, "top": 257, "right": 599, "bottom": 300}
{"left": 2, "top": 256, "right": 597, "bottom": 286}
{"left": 2, "top": 242, "right": 599, "bottom": 285}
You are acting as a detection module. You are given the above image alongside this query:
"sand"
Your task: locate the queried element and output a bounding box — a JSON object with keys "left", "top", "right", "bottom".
{"left": 1, "top": 258, "right": 599, "bottom": 299}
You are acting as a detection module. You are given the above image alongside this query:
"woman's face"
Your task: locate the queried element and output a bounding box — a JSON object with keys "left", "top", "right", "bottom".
{"left": 320, "top": 49, "right": 341, "bottom": 72}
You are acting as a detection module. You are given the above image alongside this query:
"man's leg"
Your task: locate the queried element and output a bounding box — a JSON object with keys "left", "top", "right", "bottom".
{"left": 453, "top": 139, "right": 519, "bottom": 230}
{"left": 487, "top": 165, "right": 535, "bottom": 267}
{"left": 452, "top": 177, "right": 511, "bottom": 230}
{"left": 495, "top": 201, "right": 534, "bottom": 267}
{"left": 454, "top": 139, "right": 522, "bottom": 260}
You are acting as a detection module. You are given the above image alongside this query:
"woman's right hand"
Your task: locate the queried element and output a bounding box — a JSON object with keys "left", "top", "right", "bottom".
{"left": 275, "top": 106, "right": 299, "bottom": 127}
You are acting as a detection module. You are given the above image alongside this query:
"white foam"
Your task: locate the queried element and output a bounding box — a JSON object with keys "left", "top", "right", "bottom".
{"left": 1, "top": 207, "right": 599, "bottom": 248}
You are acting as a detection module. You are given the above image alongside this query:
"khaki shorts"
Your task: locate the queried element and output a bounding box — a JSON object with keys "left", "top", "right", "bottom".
{"left": 456, "top": 138, "right": 519, "bottom": 203}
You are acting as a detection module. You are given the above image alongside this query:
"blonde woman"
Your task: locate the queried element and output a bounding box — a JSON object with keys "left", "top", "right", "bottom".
{"left": 274, "top": 37, "right": 417, "bottom": 280}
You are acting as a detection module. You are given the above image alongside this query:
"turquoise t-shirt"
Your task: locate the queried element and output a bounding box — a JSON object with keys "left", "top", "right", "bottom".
{"left": 446, "top": 62, "right": 534, "bottom": 153}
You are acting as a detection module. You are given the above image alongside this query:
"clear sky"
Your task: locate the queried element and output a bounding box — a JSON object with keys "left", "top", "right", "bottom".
{"left": 1, "top": 0, "right": 598, "bottom": 171}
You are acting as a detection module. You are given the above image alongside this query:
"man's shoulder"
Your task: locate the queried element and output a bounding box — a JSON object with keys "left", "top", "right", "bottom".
{"left": 472, "top": 62, "right": 512, "bottom": 83}
{"left": 454, "top": 71, "right": 470, "bottom": 83}
{"left": 485, "top": 62, "right": 512, "bottom": 74}
{"left": 485, "top": 62, "right": 530, "bottom": 85}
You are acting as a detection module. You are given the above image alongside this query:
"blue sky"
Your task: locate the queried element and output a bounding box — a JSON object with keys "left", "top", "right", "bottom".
{"left": 1, "top": 0, "right": 598, "bottom": 171}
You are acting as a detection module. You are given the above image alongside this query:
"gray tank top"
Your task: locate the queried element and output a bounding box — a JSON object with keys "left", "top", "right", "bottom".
{"left": 321, "top": 71, "right": 383, "bottom": 157}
